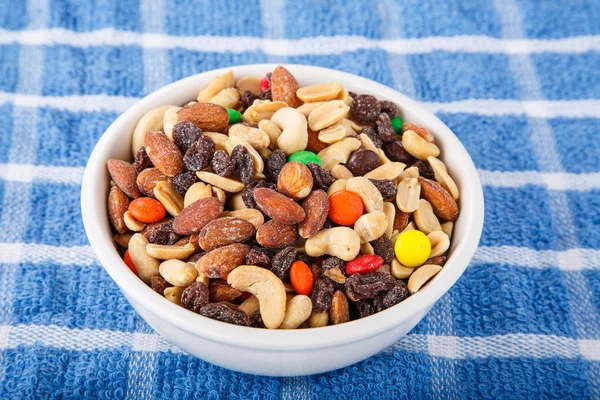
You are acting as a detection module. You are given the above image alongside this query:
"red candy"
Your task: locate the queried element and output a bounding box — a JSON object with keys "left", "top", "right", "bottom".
{"left": 123, "top": 250, "right": 138, "bottom": 275}
{"left": 345, "top": 255, "right": 384, "bottom": 275}
{"left": 259, "top": 77, "right": 270, "bottom": 91}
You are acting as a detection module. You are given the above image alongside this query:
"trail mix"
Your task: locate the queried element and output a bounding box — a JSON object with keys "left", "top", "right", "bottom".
{"left": 107, "top": 66, "right": 460, "bottom": 329}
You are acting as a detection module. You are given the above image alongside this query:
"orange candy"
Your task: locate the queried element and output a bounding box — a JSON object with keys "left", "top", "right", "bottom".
{"left": 129, "top": 197, "right": 166, "bottom": 223}
{"left": 290, "top": 261, "right": 314, "bottom": 295}
{"left": 328, "top": 190, "right": 364, "bottom": 226}
{"left": 123, "top": 250, "right": 138, "bottom": 275}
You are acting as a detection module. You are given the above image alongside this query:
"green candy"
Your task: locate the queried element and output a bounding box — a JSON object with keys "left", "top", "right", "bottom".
{"left": 288, "top": 151, "right": 322, "bottom": 166}
{"left": 391, "top": 116, "right": 403, "bottom": 133}
{"left": 226, "top": 108, "right": 243, "bottom": 124}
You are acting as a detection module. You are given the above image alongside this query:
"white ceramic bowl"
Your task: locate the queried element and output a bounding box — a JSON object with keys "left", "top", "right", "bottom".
{"left": 81, "top": 64, "right": 484, "bottom": 376}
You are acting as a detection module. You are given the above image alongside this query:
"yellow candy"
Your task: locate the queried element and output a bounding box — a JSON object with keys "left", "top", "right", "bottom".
{"left": 394, "top": 230, "right": 431, "bottom": 267}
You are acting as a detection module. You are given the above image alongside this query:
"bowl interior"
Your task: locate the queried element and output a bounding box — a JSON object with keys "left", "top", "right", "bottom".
{"left": 81, "top": 64, "right": 484, "bottom": 350}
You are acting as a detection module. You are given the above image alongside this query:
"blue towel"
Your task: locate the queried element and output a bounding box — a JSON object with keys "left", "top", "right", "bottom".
{"left": 0, "top": 0, "right": 599, "bottom": 398}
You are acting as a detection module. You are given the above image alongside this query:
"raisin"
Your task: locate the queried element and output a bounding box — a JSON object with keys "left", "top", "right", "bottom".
{"left": 211, "top": 150, "right": 236, "bottom": 177}
{"left": 307, "top": 162, "right": 334, "bottom": 191}
{"left": 352, "top": 299, "right": 375, "bottom": 319}
{"left": 296, "top": 252, "right": 312, "bottom": 266}
{"left": 183, "top": 135, "right": 215, "bottom": 171}
{"left": 383, "top": 139, "right": 417, "bottom": 165}
{"left": 345, "top": 272, "right": 396, "bottom": 301}
{"left": 413, "top": 160, "right": 435, "bottom": 180}
{"left": 198, "top": 303, "right": 251, "bottom": 326}
{"left": 258, "top": 88, "right": 272, "bottom": 101}
{"left": 133, "top": 147, "right": 153, "bottom": 173}
{"left": 369, "top": 179, "right": 397, "bottom": 199}
{"left": 173, "top": 121, "right": 203, "bottom": 154}
{"left": 242, "top": 180, "right": 275, "bottom": 209}
{"left": 180, "top": 282, "right": 209, "bottom": 313}
{"left": 350, "top": 94, "right": 381, "bottom": 124}
{"left": 145, "top": 219, "right": 179, "bottom": 245}
{"left": 241, "top": 90, "right": 259, "bottom": 110}
{"left": 310, "top": 279, "right": 335, "bottom": 313}
{"left": 150, "top": 276, "right": 172, "bottom": 296}
{"left": 361, "top": 126, "right": 382, "bottom": 148}
{"left": 376, "top": 113, "right": 397, "bottom": 143}
{"left": 171, "top": 171, "right": 198, "bottom": 196}
{"left": 271, "top": 247, "right": 297, "bottom": 280}
{"left": 250, "top": 310, "right": 265, "bottom": 328}
{"left": 310, "top": 263, "right": 322, "bottom": 281}
{"left": 188, "top": 251, "right": 206, "bottom": 264}
{"left": 371, "top": 236, "right": 394, "bottom": 264}
{"left": 379, "top": 100, "right": 399, "bottom": 118}
{"left": 231, "top": 145, "right": 254, "bottom": 184}
{"left": 322, "top": 257, "right": 345, "bottom": 271}
{"left": 245, "top": 247, "right": 271, "bottom": 268}
{"left": 265, "top": 149, "right": 286, "bottom": 183}
{"left": 373, "top": 281, "right": 409, "bottom": 312}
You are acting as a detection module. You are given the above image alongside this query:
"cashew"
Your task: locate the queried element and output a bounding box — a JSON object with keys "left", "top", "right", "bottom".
{"left": 235, "top": 76, "right": 262, "bottom": 95}
{"left": 308, "top": 100, "right": 350, "bottom": 131}
{"left": 427, "top": 156, "right": 459, "bottom": 200}
{"left": 238, "top": 295, "right": 260, "bottom": 316}
{"left": 163, "top": 106, "right": 182, "bottom": 140}
{"left": 222, "top": 209, "right": 265, "bottom": 229}
{"left": 164, "top": 286, "right": 185, "bottom": 305}
{"left": 327, "top": 178, "right": 347, "bottom": 195}
{"left": 414, "top": 199, "right": 441, "bottom": 234}
{"left": 407, "top": 264, "right": 442, "bottom": 294}
{"left": 305, "top": 227, "right": 361, "bottom": 261}
{"left": 258, "top": 119, "right": 282, "bottom": 150}
{"left": 154, "top": 181, "right": 184, "bottom": 216}
{"left": 225, "top": 136, "right": 264, "bottom": 175}
{"left": 354, "top": 211, "right": 388, "bottom": 243}
{"left": 196, "top": 171, "right": 245, "bottom": 193}
{"left": 123, "top": 211, "right": 146, "bottom": 232}
{"left": 211, "top": 185, "right": 226, "bottom": 204}
{"left": 243, "top": 100, "right": 288, "bottom": 123}
{"left": 297, "top": 83, "right": 343, "bottom": 103}
{"left": 184, "top": 182, "right": 213, "bottom": 208}
{"left": 441, "top": 221, "right": 454, "bottom": 239}
{"left": 270, "top": 107, "right": 308, "bottom": 155}
{"left": 147, "top": 243, "right": 196, "bottom": 261}
{"left": 402, "top": 130, "right": 440, "bottom": 160}
{"left": 396, "top": 178, "right": 420, "bottom": 213}
{"left": 128, "top": 233, "right": 159, "bottom": 284}
{"left": 227, "top": 193, "right": 247, "bottom": 210}
{"left": 364, "top": 162, "right": 405, "bottom": 180}
{"left": 208, "top": 87, "right": 240, "bottom": 109}
{"left": 279, "top": 295, "right": 313, "bottom": 329}
{"left": 202, "top": 132, "right": 228, "bottom": 151}
{"left": 383, "top": 202, "right": 396, "bottom": 239}
{"left": 197, "top": 70, "right": 234, "bottom": 102}
{"left": 361, "top": 241, "right": 375, "bottom": 255}
{"left": 399, "top": 166, "right": 419, "bottom": 181}
{"left": 318, "top": 122, "right": 347, "bottom": 144}
{"left": 317, "top": 137, "right": 361, "bottom": 170}
{"left": 346, "top": 177, "right": 384, "bottom": 213}
{"left": 159, "top": 259, "right": 198, "bottom": 286}
{"left": 428, "top": 231, "right": 450, "bottom": 258}
{"left": 391, "top": 258, "right": 415, "bottom": 279}
{"left": 131, "top": 105, "right": 173, "bottom": 156}
{"left": 228, "top": 124, "right": 270, "bottom": 150}
{"left": 227, "top": 265, "right": 287, "bottom": 329}
{"left": 308, "top": 311, "right": 329, "bottom": 328}
{"left": 330, "top": 164, "right": 353, "bottom": 179}
{"left": 113, "top": 232, "right": 134, "bottom": 248}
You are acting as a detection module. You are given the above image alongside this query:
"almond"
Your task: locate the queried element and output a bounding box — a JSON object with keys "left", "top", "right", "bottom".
{"left": 253, "top": 188, "right": 306, "bottom": 225}
{"left": 177, "top": 102, "right": 229, "bottom": 132}
{"left": 306, "top": 128, "right": 328, "bottom": 153}
{"left": 418, "top": 177, "right": 459, "bottom": 221}
{"left": 197, "top": 217, "right": 256, "bottom": 251}
{"left": 107, "top": 159, "right": 140, "bottom": 198}
{"left": 329, "top": 290, "right": 349, "bottom": 325}
{"left": 195, "top": 243, "right": 250, "bottom": 278}
{"left": 108, "top": 187, "right": 130, "bottom": 233}
{"left": 209, "top": 280, "right": 243, "bottom": 302}
{"left": 271, "top": 66, "right": 302, "bottom": 108}
{"left": 402, "top": 122, "right": 435, "bottom": 143}
{"left": 393, "top": 209, "right": 410, "bottom": 233}
{"left": 172, "top": 197, "right": 223, "bottom": 235}
{"left": 256, "top": 220, "right": 298, "bottom": 248}
{"left": 144, "top": 131, "right": 184, "bottom": 177}
{"left": 137, "top": 168, "right": 169, "bottom": 197}
{"left": 277, "top": 162, "right": 313, "bottom": 200}
{"left": 298, "top": 190, "right": 329, "bottom": 239}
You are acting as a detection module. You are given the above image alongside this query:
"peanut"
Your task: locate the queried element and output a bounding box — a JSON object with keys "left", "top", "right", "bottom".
{"left": 159, "top": 259, "right": 198, "bottom": 286}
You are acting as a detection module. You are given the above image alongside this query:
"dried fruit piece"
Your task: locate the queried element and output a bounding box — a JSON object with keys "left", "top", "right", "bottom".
{"left": 298, "top": 189, "right": 329, "bottom": 239}
{"left": 277, "top": 162, "right": 313, "bottom": 200}
{"left": 322, "top": 257, "right": 345, "bottom": 271}
{"left": 143, "top": 219, "right": 179, "bottom": 245}
{"left": 265, "top": 149, "right": 286, "bottom": 183}
{"left": 329, "top": 290, "right": 349, "bottom": 325}
{"left": 413, "top": 160, "right": 435, "bottom": 180}
{"left": 369, "top": 179, "right": 397, "bottom": 199}
{"left": 350, "top": 94, "right": 381, "bottom": 124}
{"left": 373, "top": 281, "right": 409, "bottom": 312}
{"left": 133, "top": 147, "right": 153, "bottom": 173}
{"left": 345, "top": 272, "right": 396, "bottom": 301}
{"left": 231, "top": 145, "right": 254, "bottom": 185}
{"left": 195, "top": 243, "right": 250, "bottom": 278}
{"left": 379, "top": 101, "right": 399, "bottom": 118}
{"left": 171, "top": 171, "right": 198, "bottom": 196}
{"left": 197, "top": 217, "right": 256, "bottom": 251}
{"left": 307, "top": 162, "right": 334, "bottom": 191}
{"left": 256, "top": 220, "right": 298, "bottom": 248}
{"left": 418, "top": 177, "right": 459, "bottom": 221}
{"left": 371, "top": 236, "right": 395, "bottom": 264}
{"left": 180, "top": 281, "right": 209, "bottom": 312}
{"left": 270, "top": 66, "right": 302, "bottom": 108}
{"left": 241, "top": 90, "right": 259, "bottom": 110}
{"left": 211, "top": 150, "right": 236, "bottom": 177}
{"left": 376, "top": 113, "right": 397, "bottom": 143}
{"left": 199, "top": 303, "right": 251, "bottom": 326}
{"left": 172, "top": 197, "right": 223, "bottom": 235}
{"left": 271, "top": 247, "right": 297, "bottom": 280}
{"left": 144, "top": 131, "right": 184, "bottom": 177}
{"left": 310, "top": 279, "right": 335, "bottom": 313}
{"left": 183, "top": 135, "right": 215, "bottom": 172}
{"left": 253, "top": 188, "right": 306, "bottom": 225}
{"left": 245, "top": 247, "right": 271, "bottom": 268}
{"left": 107, "top": 159, "right": 140, "bottom": 199}
{"left": 108, "top": 187, "right": 130, "bottom": 233}
{"left": 151, "top": 276, "right": 172, "bottom": 296}
{"left": 209, "top": 280, "right": 243, "bottom": 302}
{"left": 177, "top": 102, "right": 229, "bottom": 132}
{"left": 361, "top": 126, "right": 382, "bottom": 148}
{"left": 172, "top": 121, "right": 203, "bottom": 154}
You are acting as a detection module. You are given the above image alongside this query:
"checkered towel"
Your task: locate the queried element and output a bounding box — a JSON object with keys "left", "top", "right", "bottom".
{"left": 0, "top": 0, "right": 599, "bottom": 398}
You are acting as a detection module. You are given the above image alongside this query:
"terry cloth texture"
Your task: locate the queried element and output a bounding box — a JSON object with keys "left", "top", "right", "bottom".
{"left": 0, "top": 0, "right": 599, "bottom": 398}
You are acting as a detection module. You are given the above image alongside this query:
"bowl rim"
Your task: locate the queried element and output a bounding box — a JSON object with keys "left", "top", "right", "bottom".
{"left": 81, "top": 63, "right": 484, "bottom": 350}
